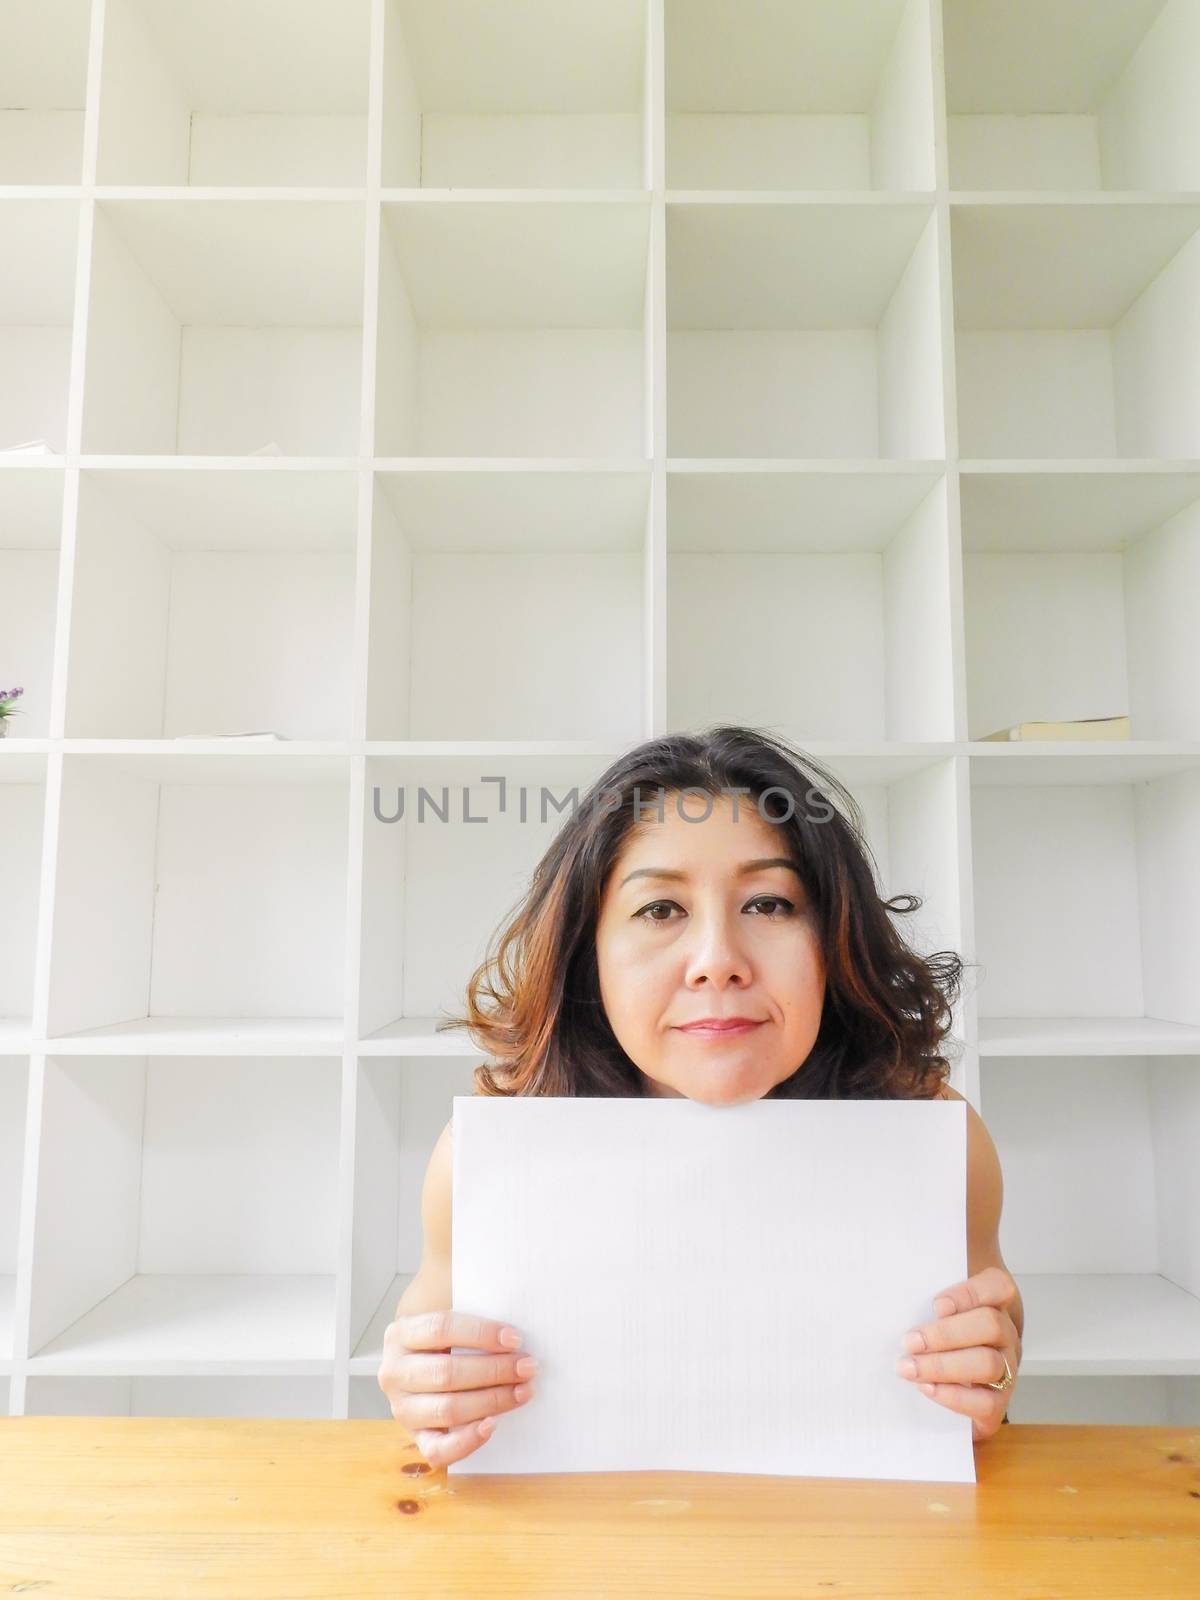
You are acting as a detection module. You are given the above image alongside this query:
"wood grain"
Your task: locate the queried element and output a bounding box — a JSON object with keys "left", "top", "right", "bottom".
{"left": 0, "top": 1419, "right": 1197, "bottom": 1597}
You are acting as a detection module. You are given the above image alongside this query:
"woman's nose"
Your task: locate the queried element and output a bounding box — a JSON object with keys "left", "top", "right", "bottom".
{"left": 682, "top": 914, "right": 753, "bottom": 987}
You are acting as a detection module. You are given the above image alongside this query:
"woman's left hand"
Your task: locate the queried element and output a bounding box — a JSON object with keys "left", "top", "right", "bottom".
{"left": 895, "top": 1264, "right": 1022, "bottom": 1443}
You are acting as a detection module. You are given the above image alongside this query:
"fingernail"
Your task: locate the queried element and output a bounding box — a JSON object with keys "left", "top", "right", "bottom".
{"left": 919, "top": 1383, "right": 936, "bottom": 1396}
{"left": 515, "top": 1356, "right": 539, "bottom": 1377}
{"left": 896, "top": 1357, "right": 918, "bottom": 1379}
{"left": 934, "top": 1296, "right": 955, "bottom": 1315}
{"left": 499, "top": 1327, "right": 522, "bottom": 1347}
{"left": 904, "top": 1330, "right": 925, "bottom": 1353}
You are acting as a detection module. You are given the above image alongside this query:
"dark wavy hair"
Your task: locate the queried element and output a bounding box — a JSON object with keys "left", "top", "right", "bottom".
{"left": 438, "top": 724, "right": 969, "bottom": 1100}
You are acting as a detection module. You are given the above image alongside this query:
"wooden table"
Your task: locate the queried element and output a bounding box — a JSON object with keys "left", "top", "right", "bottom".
{"left": 1, "top": 1418, "right": 1197, "bottom": 1597}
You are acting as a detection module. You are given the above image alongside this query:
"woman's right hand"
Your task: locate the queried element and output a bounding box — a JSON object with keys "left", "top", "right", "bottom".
{"left": 378, "top": 1309, "right": 539, "bottom": 1467}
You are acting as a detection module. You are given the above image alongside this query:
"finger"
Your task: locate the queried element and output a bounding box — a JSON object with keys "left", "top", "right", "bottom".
{"left": 897, "top": 1343, "right": 1010, "bottom": 1388}
{"left": 397, "top": 1346, "right": 537, "bottom": 1394}
{"left": 972, "top": 1420, "right": 1011, "bottom": 1446}
{"left": 414, "top": 1417, "right": 497, "bottom": 1468}
{"left": 399, "top": 1308, "right": 524, "bottom": 1354}
{"left": 399, "top": 1379, "right": 535, "bottom": 1432}
{"left": 904, "top": 1303, "right": 1011, "bottom": 1355}
{"left": 915, "top": 1379, "right": 1008, "bottom": 1426}
{"left": 930, "top": 1265, "right": 1017, "bottom": 1319}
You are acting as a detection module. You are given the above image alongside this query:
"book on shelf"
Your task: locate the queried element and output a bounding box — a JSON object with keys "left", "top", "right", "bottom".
{"left": 980, "top": 716, "right": 1131, "bottom": 742}
{"left": 1, "top": 439, "right": 58, "bottom": 456}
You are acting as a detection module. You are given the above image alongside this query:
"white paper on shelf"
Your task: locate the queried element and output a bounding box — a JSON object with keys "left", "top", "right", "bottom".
{"left": 171, "top": 731, "right": 287, "bottom": 740}
{"left": 1, "top": 439, "right": 57, "bottom": 455}
{"left": 450, "top": 1094, "right": 974, "bottom": 1482}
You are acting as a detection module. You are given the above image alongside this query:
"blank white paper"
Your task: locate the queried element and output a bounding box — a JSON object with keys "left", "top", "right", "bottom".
{"left": 449, "top": 1094, "right": 975, "bottom": 1482}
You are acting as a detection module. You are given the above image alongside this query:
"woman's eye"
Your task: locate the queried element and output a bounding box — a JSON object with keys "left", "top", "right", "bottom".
{"left": 634, "top": 900, "right": 680, "bottom": 923}
{"left": 634, "top": 896, "right": 794, "bottom": 923}
{"left": 747, "top": 895, "right": 794, "bottom": 917}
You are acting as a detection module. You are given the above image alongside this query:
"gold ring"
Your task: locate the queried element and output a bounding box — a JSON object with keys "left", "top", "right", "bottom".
{"left": 984, "top": 1352, "right": 1015, "bottom": 1393}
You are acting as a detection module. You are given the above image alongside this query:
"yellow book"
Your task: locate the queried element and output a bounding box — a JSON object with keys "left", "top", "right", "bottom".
{"left": 981, "top": 716, "right": 1131, "bottom": 742}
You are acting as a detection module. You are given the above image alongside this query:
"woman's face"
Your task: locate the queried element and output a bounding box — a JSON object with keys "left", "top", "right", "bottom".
{"left": 595, "top": 790, "right": 826, "bottom": 1106}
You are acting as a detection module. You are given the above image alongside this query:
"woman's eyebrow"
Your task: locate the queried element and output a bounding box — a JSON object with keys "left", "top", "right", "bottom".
{"left": 619, "top": 858, "right": 801, "bottom": 888}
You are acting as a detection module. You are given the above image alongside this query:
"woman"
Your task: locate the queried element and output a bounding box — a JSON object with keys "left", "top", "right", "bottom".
{"left": 378, "top": 725, "right": 1025, "bottom": 1467}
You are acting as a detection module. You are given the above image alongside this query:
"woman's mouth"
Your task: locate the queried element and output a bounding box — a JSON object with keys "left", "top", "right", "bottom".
{"left": 674, "top": 1019, "right": 764, "bottom": 1038}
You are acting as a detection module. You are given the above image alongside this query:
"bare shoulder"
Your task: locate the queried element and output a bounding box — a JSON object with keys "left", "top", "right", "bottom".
{"left": 418, "top": 1094, "right": 477, "bottom": 1273}
{"left": 934, "top": 1085, "right": 1006, "bottom": 1270}
{"left": 420, "top": 1118, "right": 454, "bottom": 1266}
{"left": 935, "top": 1081, "right": 996, "bottom": 1159}
{"left": 936, "top": 1083, "right": 993, "bottom": 1142}
{"left": 936, "top": 1082, "right": 985, "bottom": 1132}
{"left": 390, "top": 1118, "right": 454, "bottom": 1320}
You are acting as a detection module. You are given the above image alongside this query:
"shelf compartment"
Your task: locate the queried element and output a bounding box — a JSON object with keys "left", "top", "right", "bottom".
{"left": 46, "top": 753, "right": 350, "bottom": 1042}
{"left": 357, "top": 752, "right": 614, "bottom": 1038}
{"left": 792, "top": 751, "right": 969, "bottom": 986}
{"left": 666, "top": 467, "right": 954, "bottom": 739}
{"left": 95, "top": 0, "right": 371, "bottom": 186}
{"left": 366, "top": 467, "right": 649, "bottom": 741}
{"left": 966, "top": 747, "right": 1200, "bottom": 785}
{"left": 0, "top": 469, "right": 64, "bottom": 740}
{"left": 358, "top": 1015, "right": 493, "bottom": 1055}
{"left": 945, "top": 0, "right": 1200, "bottom": 191}
{"left": 666, "top": 0, "right": 935, "bottom": 190}
{"left": 1008, "top": 1371, "right": 1199, "bottom": 1425}
{"left": 969, "top": 760, "right": 1200, "bottom": 1031}
{"left": 350, "top": 1374, "right": 396, "bottom": 1417}
{"left": 382, "top": 0, "right": 648, "bottom": 188}
{"left": 350, "top": 1272, "right": 415, "bottom": 1372}
{"left": 980, "top": 1015, "right": 1200, "bottom": 1057}
{"left": 349, "top": 1054, "right": 479, "bottom": 1362}
{"left": 45, "top": 1017, "right": 348, "bottom": 1057}
{"left": 0, "top": 0, "right": 90, "bottom": 183}
{"left": 0, "top": 757, "right": 47, "bottom": 1037}
{"left": 0, "top": 1020, "right": 34, "bottom": 1054}
{"left": 24, "top": 1374, "right": 335, "bottom": 1416}
{"left": 27, "top": 1053, "right": 342, "bottom": 1368}
{"left": 63, "top": 468, "right": 357, "bottom": 739}
{"left": 983, "top": 1054, "right": 1200, "bottom": 1374}
{"left": 0, "top": 1056, "right": 29, "bottom": 1359}
{"left": 0, "top": 200, "right": 80, "bottom": 457}
{"left": 667, "top": 201, "right": 944, "bottom": 457}
{"left": 81, "top": 199, "right": 365, "bottom": 456}
{"left": 375, "top": 198, "right": 650, "bottom": 456}
{"left": 952, "top": 202, "right": 1200, "bottom": 459}
{"left": 961, "top": 469, "right": 1200, "bottom": 741}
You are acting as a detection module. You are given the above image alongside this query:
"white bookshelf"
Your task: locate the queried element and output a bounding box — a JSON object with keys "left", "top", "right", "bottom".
{"left": 1, "top": 0, "right": 1197, "bottom": 1429}
{"left": 0, "top": 2, "right": 91, "bottom": 185}
{"left": 0, "top": 200, "right": 80, "bottom": 455}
